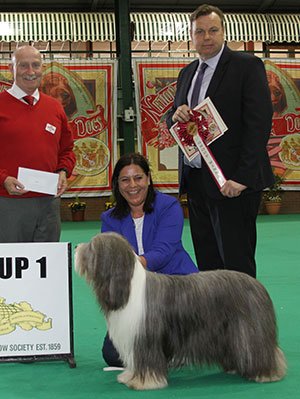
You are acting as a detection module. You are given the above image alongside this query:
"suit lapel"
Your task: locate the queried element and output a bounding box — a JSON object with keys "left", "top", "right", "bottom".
{"left": 183, "top": 59, "right": 199, "bottom": 99}
{"left": 206, "top": 46, "right": 231, "bottom": 99}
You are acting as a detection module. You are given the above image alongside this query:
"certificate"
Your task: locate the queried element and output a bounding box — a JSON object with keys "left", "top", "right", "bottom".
{"left": 169, "top": 97, "right": 228, "bottom": 189}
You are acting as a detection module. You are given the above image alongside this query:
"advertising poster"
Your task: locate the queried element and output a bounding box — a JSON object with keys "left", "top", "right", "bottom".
{"left": 264, "top": 59, "right": 300, "bottom": 188}
{"left": 133, "top": 58, "right": 194, "bottom": 192}
{"left": 0, "top": 58, "right": 117, "bottom": 197}
{"left": 0, "top": 242, "right": 73, "bottom": 362}
{"left": 134, "top": 58, "right": 300, "bottom": 191}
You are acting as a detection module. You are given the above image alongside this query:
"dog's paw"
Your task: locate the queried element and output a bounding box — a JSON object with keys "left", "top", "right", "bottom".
{"left": 252, "top": 373, "right": 285, "bottom": 383}
{"left": 117, "top": 369, "right": 134, "bottom": 384}
{"left": 225, "top": 370, "right": 237, "bottom": 375}
{"left": 249, "top": 347, "right": 287, "bottom": 383}
{"left": 126, "top": 375, "right": 168, "bottom": 391}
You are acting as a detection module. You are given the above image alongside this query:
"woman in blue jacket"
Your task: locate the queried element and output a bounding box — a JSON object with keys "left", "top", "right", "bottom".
{"left": 101, "top": 153, "right": 198, "bottom": 367}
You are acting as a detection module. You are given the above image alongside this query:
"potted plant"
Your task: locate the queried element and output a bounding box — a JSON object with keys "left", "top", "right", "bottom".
{"left": 263, "top": 173, "right": 283, "bottom": 215}
{"left": 104, "top": 194, "right": 116, "bottom": 211}
{"left": 68, "top": 195, "right": 86, "bottom": 221}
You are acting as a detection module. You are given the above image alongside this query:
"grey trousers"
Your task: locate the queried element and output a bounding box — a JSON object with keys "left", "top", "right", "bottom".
{"left": 0, "top": 196, "right": 61, "bottom": 243}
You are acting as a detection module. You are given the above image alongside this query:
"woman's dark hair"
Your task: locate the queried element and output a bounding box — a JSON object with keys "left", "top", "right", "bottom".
{"left": 110, "top": 153, "right": 156, "bottom": 219}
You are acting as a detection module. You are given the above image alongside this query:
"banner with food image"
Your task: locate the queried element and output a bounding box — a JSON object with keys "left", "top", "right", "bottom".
{"left": 134, "top": 58, "right": 300, "bottom": 191}
{"left": 264, "top": 59, "right": 300, "bottom": 189}
{"left": 0, "top": 59, "right": 117, "bottom": 197}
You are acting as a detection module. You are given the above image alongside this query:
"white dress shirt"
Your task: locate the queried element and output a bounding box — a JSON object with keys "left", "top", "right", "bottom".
{"left": 133, "top": 215, "right": 145, "bottom": 255}
{"left": 7, "top": 83, "right": 39, "bottom": 105}
{"left": 184, "top": 44, "right": 224, "bottom": 168}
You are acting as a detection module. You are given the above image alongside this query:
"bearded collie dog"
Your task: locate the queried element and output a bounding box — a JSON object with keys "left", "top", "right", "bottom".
{"left": 75, "top": 232, "right": 286, "bottom": 390}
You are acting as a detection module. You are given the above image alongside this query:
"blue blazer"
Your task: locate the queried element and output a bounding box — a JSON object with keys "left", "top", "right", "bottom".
{"left": 101, "top": 191, "right": 199, "bottom": 275}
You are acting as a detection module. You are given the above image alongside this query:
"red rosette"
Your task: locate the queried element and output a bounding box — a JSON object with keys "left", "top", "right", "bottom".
{"left": 177, "top": 110, "right": 209, "bottom": 146}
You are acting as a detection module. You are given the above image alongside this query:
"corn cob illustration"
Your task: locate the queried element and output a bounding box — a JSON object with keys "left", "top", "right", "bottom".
{"left": 0, "top": 297, "right": 52, "bottom": 335}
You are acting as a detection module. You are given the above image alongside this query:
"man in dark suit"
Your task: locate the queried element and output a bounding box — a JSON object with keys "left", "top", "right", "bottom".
{"left": 166, "top": 4, "right": 274, "bottom": 278}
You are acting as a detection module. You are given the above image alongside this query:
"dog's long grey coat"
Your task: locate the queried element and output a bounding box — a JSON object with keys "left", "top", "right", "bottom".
{"left": 75, "top": 232, "right": 286, "bottom": 390}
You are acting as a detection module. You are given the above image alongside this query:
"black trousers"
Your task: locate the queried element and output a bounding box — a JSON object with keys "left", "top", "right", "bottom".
{"left": 102, "top": 332, "right": 123, "bottom": 367}
{"left": 185, "top": 167, "right": 262, "bottom": 278}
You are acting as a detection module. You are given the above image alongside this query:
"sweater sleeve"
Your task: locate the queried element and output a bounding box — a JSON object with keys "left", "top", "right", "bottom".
{"left": 0, "top": 169, "right": 9, "bottom": 186}
{"left": 56, "top": 108, "right": 76, "bottom": 175}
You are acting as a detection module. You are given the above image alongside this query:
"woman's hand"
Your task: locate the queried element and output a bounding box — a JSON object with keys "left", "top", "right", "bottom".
{"left": 139, "top": 256, "right": 147, "bottom": 269}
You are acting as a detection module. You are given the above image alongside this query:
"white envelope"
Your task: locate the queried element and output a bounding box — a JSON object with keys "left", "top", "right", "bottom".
{"left": 17, "top": 167, "right": 59, "bottom": 196}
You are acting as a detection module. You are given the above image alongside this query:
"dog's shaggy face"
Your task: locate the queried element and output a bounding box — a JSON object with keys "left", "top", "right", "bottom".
{"left": 75, "top": 232, "right": 287, "bottom": 391}
{"left": 75, "top": 232, "right": 136, "bottom": 313}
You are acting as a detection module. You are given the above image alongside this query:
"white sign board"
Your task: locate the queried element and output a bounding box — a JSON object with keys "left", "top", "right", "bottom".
{"left": 0, "top": 242, "right": 74, "bottom": 363}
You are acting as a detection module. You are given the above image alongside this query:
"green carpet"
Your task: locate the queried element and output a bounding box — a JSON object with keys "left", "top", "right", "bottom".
{"left": 1, "top": 215, "right": 299, "bottom": 398}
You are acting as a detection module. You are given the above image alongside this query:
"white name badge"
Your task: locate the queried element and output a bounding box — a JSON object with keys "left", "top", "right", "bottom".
{"left": 45, "top": 123, "right": 56, "bottom": 134}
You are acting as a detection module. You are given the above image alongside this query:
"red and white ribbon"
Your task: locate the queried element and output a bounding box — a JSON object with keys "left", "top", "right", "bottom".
{"left": 177, "top": 110, "right": 227, "bottom": 189}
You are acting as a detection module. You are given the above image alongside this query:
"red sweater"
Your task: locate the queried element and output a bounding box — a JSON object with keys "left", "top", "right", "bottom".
{"left": 0, "top": 91, "right": 76, "bottom": 197}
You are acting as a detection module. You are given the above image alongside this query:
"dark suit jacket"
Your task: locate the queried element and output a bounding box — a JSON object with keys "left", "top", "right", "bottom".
{"left": 166, "top": 45, "right": 274, "bottom": 199}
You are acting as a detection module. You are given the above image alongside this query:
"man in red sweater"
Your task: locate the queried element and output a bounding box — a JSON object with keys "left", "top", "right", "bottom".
{"left": 0, "top": 45, "right": 76, "bottom": 242}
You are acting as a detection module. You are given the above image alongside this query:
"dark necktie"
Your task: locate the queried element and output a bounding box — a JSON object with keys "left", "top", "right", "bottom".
{"left": 190, "top": 62, "right": 208, "bottom": 109}
{"left": 23, "top": 95, "right": 35, "bottom": 105}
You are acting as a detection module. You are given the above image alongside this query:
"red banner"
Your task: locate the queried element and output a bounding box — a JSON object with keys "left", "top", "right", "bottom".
{"left": 134, "top": 59, "right": 192, "bottom": 191}
{"left": 70, "top": 105, "right": 107, "bottom": 140}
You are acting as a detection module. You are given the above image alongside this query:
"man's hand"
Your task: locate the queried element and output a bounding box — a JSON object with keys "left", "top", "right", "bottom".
{"left": 172, "top": 104, "right": 191, "bottom": 124}
{"left": 220, "top": 180, "right": 247, "bottom": 198}
{"left": 55, "top": 170, "right": 68, "bottom": 197}
{"left": 4, "top": 176, "right": 29, "bottom": 195}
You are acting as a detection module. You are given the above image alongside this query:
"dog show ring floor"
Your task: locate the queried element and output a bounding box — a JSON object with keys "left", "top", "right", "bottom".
{"left": 1, "top": 214, "right": 299, "bottom": 399}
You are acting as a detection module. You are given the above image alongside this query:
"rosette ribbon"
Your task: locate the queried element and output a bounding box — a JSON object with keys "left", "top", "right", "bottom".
{"left": 177, "top": 110, "right": 227, "bottom": 189}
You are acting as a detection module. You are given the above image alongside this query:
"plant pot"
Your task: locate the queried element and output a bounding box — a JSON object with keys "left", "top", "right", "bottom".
{"left": 265, "top": 201, "right": 281, "bottom": 215}
{"left": 181, "top": 204, "right": 189, "bottom": 218}
{"left": 71, "top": 210, "right": 85, "bottom": 221}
